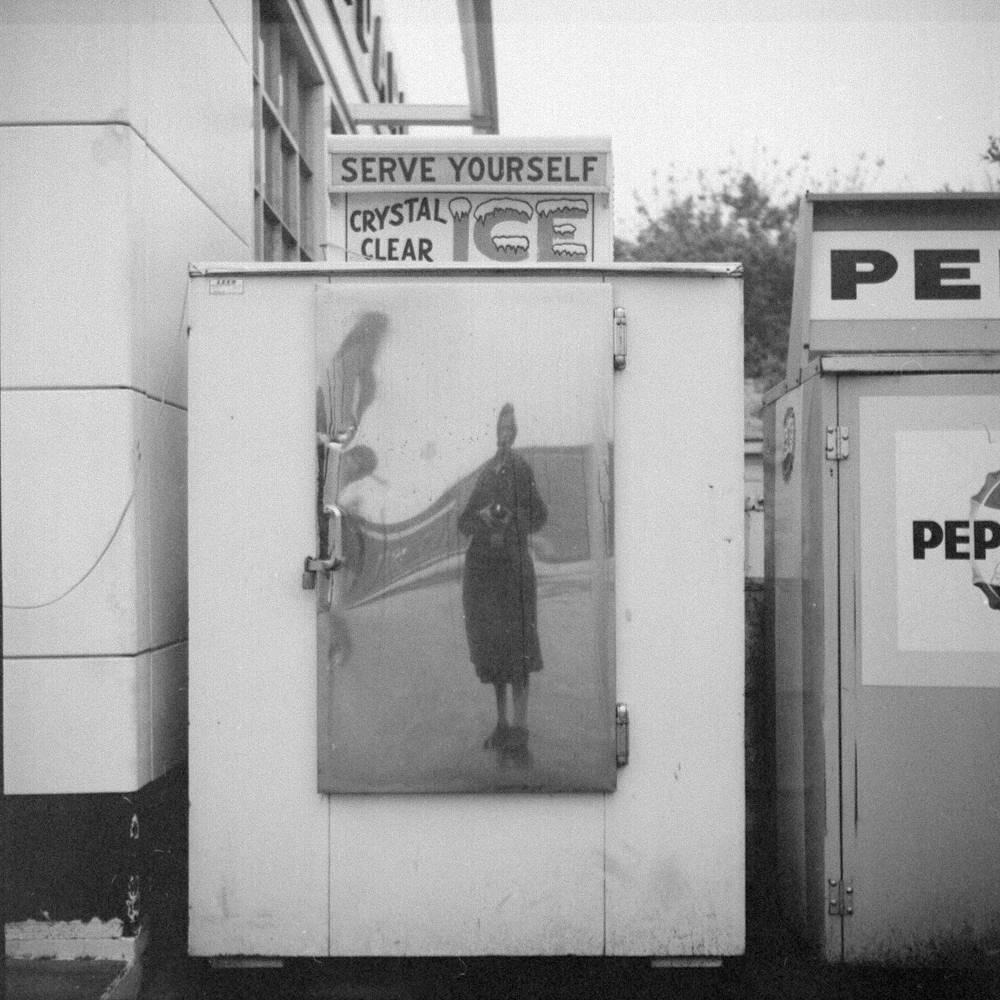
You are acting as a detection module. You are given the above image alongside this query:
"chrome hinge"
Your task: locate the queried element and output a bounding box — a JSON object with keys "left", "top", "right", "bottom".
{"left": 825, "top": 425, "right": 850, "bottom": 461}
{"left": 615, "top": 703, "right": 629, "bottom": 766}
{"left": 613, "top": 307, "right": 627, "bottom": 371}
{"left": 828, "top": 877, "right": 854, "bottom": 916}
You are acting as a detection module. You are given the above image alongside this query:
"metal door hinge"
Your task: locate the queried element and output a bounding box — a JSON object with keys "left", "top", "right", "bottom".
{"left": 615, "top": 703, "right": 629, "bottom": 766}
{"left": 828, "top": 877, "right": 854, "bottom": 916}
{"left": 613, "top": 307, "right": 627, "bottom": 371}
{"left": 825, "top": 425, "right": 850, "bottom": 461}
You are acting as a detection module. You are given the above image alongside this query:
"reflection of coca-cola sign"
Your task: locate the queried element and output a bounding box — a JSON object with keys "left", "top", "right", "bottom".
{"left": 328, "top": 138, "right": 613, "bottom": 264}
{"left": 911, "top": 469, "right": 1000, "bottom": 610}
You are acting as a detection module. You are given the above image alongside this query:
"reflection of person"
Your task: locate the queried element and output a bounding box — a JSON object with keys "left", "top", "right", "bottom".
{"left": 460, "top": 404, "right": 548, "bottom": 753}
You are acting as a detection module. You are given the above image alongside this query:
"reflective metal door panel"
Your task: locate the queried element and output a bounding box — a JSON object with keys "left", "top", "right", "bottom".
{"left": 315, "top": 281, "right": 614, "bottom": 793}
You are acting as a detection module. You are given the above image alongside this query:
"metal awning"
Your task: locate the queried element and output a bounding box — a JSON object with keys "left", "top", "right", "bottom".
{"left": 348, "top": 0, "right": 498, "bottom": 134}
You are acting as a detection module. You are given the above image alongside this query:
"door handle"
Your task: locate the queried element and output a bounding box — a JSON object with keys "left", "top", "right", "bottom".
{"left": 302, "top": 504, "right": 344, "bottom": 589}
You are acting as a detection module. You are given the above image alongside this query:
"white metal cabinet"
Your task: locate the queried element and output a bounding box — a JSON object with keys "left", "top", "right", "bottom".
{"left": 188, "top": 263, "right": 744, "bottom": 958}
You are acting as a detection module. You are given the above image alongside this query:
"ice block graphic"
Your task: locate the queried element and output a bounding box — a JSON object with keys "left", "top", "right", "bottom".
{"left": 449, "top": 197, "right": 472, "bottom": 261}
{"left": 536, "top": 198, "right": 590, "bottom": 262}
{"left": 473, "top": 198, "right": 533, "bottom": 260}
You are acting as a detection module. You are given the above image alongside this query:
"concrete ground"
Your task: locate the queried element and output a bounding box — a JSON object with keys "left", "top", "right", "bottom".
{"left": 9, "top": 872, "right": 1000, "bottom": 1000}
{"left": 132, "top": 859, "right": 1000, "bottom": 1000}
{"left": 10, "top": 949, "right": 1000, "bottom": 1000}
{"left": 131, "top": 756, "right": 1000, "bottom": 999}
{"left": 6, "top": 958, "right": 127, "bottom": 1000}
{"left": 140, "top": 951, "right": 1000, "bottom": 1000}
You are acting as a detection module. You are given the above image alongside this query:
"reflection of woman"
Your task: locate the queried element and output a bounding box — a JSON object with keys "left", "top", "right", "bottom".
{"left": 459, "top": 404, "right": 547, "bottom": 752}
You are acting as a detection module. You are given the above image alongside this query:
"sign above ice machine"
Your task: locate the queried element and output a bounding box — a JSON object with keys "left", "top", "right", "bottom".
{"left": 327, "top": 136, "right": 612, "bottom": 265}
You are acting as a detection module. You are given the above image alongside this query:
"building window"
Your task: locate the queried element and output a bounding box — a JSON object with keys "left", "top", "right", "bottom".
{"left": 253, "top": 0, "right": 327, "bottom": 261}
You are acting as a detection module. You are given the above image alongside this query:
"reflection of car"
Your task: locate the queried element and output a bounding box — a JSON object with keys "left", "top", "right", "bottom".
{"left": 344, "top": 445, "right": 602, "bottom": 607}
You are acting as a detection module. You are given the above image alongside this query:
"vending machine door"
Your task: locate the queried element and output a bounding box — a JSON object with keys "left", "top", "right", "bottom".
{"left": 835, "top": 371, "right": 1000, "bottom": 959}
{"left": 313, "top": 281, "right": 615, "bottom": 793}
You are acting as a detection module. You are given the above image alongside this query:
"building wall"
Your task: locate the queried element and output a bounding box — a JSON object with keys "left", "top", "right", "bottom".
{"left": 0, "top": 2, "right": 253, "bottom": 951}
{"left": 2, "top": 1, "right": 252, "bottom": 800}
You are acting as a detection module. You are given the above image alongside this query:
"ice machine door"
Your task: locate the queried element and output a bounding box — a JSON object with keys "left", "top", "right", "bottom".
{"left": 314, "top": 280, "right": 615, "bottom": 793}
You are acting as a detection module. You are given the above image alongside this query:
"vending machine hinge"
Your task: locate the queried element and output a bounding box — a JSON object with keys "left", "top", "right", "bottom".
{"left": 613, "top": 307, "right": 627, "bottom": 371}
{"left": 828, "top": 877, "right": 854, "bottom": 916}
{"left": 615, "top": 703, "right": 630, "bottom": 766}
{"left": 825, "top": 425, "right": 850, "bottom": 461}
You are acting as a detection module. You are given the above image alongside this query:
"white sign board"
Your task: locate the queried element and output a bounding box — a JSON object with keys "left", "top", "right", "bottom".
{"left": 810, "top": 231, "right": 1000, "bottom": 320}
{"left": 327, "top": 137, "right": 613, "bottom": 264}
{"left": 860, "top": 394, "right": 1000, "bottom": 686}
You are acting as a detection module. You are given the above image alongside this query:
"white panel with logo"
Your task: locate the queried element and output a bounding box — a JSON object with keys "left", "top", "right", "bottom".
{"left": 859, "top": 390, "right": 1000, "bottom": 685}
{"left": 811, "top": 231, "right": 1000, "bottom": 321}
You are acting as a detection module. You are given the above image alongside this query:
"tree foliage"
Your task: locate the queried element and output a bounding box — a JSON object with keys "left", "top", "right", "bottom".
{"left": 984, "top": 136, "right": 1000, "bottom": 191}
{"left": 615, "top": 153, "right": 883, "bottom": 385}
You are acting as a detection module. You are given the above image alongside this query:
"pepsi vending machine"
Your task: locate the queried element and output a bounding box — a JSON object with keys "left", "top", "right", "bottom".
{"left": 765, "top": 192, "right": 1000, "bottom": 961}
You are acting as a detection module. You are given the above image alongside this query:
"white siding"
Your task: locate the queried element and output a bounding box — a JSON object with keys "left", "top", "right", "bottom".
{"left": 0, "top": 127, "right": 139, "bottom": 388}
{"left": 1, "top": 389, "right": 145, "bottom": 656}
{"left": 4, "top": 646, "right": 187, "bottom": 794}
{"left": 1, "top": 0, "right": 252, "bottom": 793}
{"left": 0, "top": 0, "right": 253, "bottom": 241}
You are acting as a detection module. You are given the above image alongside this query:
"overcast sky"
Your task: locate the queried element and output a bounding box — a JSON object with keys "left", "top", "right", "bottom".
{"left": 381, "top": 0, "right": 1000, "bottom": 235}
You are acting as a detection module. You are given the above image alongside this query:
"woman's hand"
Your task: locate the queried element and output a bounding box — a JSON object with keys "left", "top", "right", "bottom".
{"left": 480, "top": 504, "right": 512, "bottom": 527}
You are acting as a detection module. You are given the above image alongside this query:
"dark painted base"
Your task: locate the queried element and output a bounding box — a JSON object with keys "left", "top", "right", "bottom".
{"left": 4, "top": 763, "right": 187, "bottom": 937}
